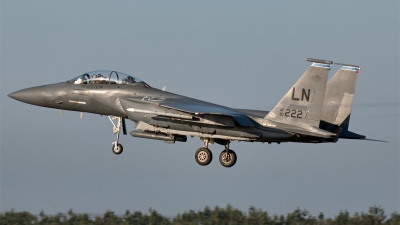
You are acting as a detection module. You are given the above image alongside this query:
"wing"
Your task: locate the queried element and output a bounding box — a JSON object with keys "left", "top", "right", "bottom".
{"left": 122, "top": 96, "right": 257, "bottom": 126}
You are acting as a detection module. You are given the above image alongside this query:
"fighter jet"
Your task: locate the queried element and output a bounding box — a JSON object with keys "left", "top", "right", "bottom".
{"left": 8, "top": 58, "right": 366, "bottom": 167}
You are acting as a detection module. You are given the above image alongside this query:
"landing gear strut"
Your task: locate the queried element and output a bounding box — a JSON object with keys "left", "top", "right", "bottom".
{"left": 219, "top": 141, "right": 237, "bottom": 167}
{"left": 108, "top": 116, "right": 126, "bottom": 155}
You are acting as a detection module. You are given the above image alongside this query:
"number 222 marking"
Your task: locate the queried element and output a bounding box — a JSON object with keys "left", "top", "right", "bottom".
{"left": 284, "top": 109, "right": 302, "bottom": 118}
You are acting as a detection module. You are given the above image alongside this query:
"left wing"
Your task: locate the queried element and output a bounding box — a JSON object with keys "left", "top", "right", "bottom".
{"left": 120, "top": 97, "right": 257, "bottom": 127}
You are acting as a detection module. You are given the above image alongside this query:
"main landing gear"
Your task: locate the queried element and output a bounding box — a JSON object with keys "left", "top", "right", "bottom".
{"left": 194, "top": 139, "right": 237, "bottom": 167}
{"left": 195, "top": 139, "right": 213, "bottom": 166}
{"left": 108, "top": 116, "right": 127, "bottom": 155}
{"left": 219, "top": 142, "right": 237, "bottom": 168}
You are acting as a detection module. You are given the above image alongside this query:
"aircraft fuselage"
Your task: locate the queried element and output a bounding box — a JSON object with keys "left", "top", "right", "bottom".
{"left": 9, "top": 60, "right": 366, "bottom": 167}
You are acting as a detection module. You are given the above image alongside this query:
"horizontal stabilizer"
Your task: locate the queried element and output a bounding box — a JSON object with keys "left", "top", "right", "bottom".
{"left": 362, "top": 138, "right": 389, "bottom": 143}
{"left": 282, "top": 127, "right": 336, "bottom": 138}
{"left": 275, "top": 122, "right": 337, "bottom": 138}
{"left": 339, "top": 130, "right": 365, "bottom": 139}
{"left": 340, "top": 130, "right": 388, "bottom": 143}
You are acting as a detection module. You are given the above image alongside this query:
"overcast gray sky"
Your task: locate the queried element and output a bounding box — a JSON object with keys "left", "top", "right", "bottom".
{"left": 1, "top": 0, "right": 399, "bottom": 218}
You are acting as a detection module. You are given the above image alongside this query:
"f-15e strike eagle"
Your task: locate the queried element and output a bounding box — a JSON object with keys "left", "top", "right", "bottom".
{"left": 9, "top": 58, "right": 366, "bottom": 167}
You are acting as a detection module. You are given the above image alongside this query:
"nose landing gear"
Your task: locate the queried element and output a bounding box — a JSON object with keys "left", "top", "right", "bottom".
{"left": 112, "top": 143, "right": 123, "bottom": 155}
{"left": 108, "top": 116, "right": 127, "bottom": 155}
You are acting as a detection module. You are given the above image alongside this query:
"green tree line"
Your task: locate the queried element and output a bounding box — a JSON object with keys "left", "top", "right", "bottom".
{"left": 1, "top": 205, "right": 399, "bottom": 225}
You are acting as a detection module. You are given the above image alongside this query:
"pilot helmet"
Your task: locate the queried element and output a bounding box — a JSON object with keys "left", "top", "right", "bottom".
{"left": 127, "top": 76, "right": 135, "bottom": 83}
{"left": 75, "top": 78, "right": 82, "bottom": 84}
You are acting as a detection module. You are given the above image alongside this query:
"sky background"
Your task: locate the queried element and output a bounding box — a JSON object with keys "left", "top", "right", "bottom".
{"left": 1, "top": 0, "right": 399, "bottom": 218}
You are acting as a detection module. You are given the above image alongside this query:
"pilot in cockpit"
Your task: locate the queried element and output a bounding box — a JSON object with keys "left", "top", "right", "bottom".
{"left": 127, "top": 76, "right": 135, "bottom": 83}
{"left": 92, "top": 74, "right": 106, "bottom": 84}
{"left": 74, "top": 77, "right": 83, "bottom": 84}
{"left": 91, "top": 74, "right": 97, "bottom": 84}
{"left": 99, "top": 74, "right": 107, "bottom": 84}
{"left": 122, "top": 76, "right": 135, "bottom": 84}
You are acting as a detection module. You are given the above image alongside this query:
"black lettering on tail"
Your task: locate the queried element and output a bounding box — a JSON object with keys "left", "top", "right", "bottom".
{"left": 291, "top": 87, "right": 299, "bottom": 101}
{"left": 301, "top": 88, "right": 310, "bottom": 102}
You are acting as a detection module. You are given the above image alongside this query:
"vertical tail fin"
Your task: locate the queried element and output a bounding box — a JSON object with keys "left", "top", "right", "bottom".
{"left": 321, "top": 63, "right": 360, "bottom": 126}
{"left": 265, "top": 58, "right": 332, "bottom": 127}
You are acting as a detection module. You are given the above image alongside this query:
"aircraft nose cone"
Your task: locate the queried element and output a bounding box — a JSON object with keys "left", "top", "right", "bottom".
{"left": 8, "top": 85, "right": 46, "bottom": 106}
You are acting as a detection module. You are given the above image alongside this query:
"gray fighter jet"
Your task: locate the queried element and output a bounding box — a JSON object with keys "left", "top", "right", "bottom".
{"left": 8, "top": 58, "right": 366, "bottom": 167}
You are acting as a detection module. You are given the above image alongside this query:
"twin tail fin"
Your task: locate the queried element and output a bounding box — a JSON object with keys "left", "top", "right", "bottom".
{"left": 265, "top": 58, "right": 332, "bottom": 127}
{"left": 321, "top": 63, "right": 360, "bottom": 126}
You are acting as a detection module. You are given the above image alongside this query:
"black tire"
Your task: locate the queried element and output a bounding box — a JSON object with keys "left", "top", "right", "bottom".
{"left": 112, "top": 143, "right": 123, "bottom": 155}
{"left": 195, "top": 148, "right": 213, "bottom": 166}
{"left": 219, "top": 149, "right": 237, "bottom": 167}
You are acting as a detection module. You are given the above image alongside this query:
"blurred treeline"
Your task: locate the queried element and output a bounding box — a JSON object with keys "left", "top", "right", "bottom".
{"left": 1, "top": 205, "right": 399, "bottom": 225}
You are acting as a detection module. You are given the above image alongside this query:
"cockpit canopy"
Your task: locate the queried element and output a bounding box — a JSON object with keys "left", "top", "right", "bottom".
{"left": 67, "top": 70, "right": 149, "bottom": 87}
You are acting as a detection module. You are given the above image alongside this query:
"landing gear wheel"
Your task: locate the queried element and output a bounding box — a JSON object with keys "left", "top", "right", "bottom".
{"left": 108, "top": 116, "right": 126, "bottom": 155}
{"left": 112, "top": 143, "right": 123, "bottom": 155}
{"left": 195, "top": 148, "right": 213, "bottom": 166}
{"left": 219, "top": 149, "right": 237, "bottom": 167}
